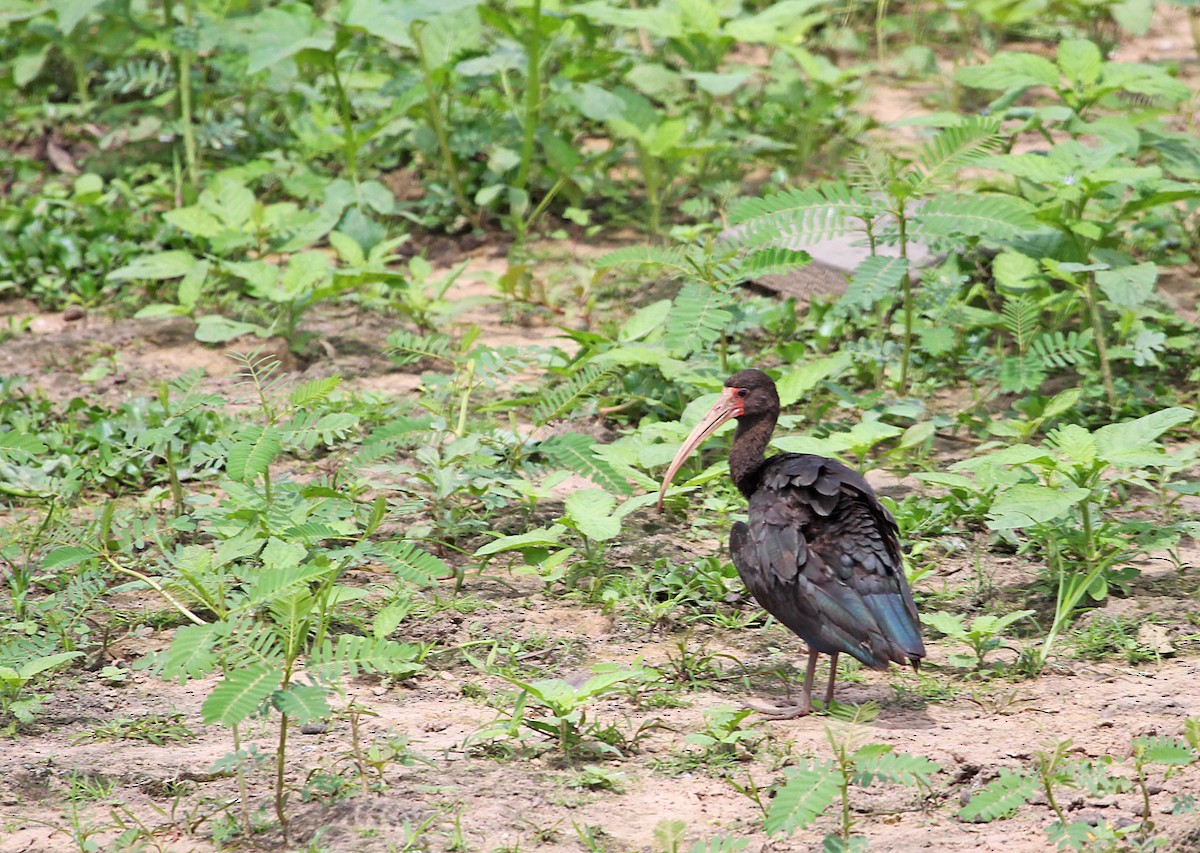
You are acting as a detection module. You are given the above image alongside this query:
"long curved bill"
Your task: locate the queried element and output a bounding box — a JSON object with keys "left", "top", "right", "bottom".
{"left": 656, "top": 388, "right": 744, "bottom": 511}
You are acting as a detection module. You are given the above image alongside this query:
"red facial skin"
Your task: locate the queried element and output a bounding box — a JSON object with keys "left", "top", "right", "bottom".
{"left": 656, "top": 386, "right": 746, "bottom": 511}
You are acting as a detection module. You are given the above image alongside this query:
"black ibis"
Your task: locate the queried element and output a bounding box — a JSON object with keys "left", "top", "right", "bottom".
{"left": 657, "top": 369, "right": 924, "bottom": 718}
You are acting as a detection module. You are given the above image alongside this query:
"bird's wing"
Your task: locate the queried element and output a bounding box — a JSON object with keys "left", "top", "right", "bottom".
{"left": 730, "top": 455, "right": 924, "bottom": 669}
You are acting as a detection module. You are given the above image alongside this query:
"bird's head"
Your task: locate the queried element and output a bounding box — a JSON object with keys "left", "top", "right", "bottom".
{"left": 722, "top": 368, "right": 780, "bottom": 419}
{"left": 656, "top": 369, "right": 780, "bottom": 511}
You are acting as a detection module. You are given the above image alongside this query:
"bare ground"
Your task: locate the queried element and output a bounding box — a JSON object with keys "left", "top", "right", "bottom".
{"left": 1, "top": 240, "right": 1199, "bottom": 853}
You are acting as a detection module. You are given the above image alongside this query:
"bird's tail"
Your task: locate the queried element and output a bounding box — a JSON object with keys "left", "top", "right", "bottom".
{"left": 863, "top": 591, "right": 926, "bottom": 665}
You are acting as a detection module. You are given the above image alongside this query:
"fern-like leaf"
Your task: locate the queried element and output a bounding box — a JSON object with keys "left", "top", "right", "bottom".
{"left": 534, "top": 365, "right": 618, "bottom": 426}
{"left": 272, "top": 683, "right": 330, "bottom": 723}
{"left": 837, "top": 255, "right": 908, "bottom": 314}
{"left": 731, "top": 247, "right": 813, "bottom": 280}
{"left": 243, "top": 563, "right": 332, "bottom": 607}
{"left": 375, "top": 540, "right": 447, "bottom": 585}
{"left": 165, "top": 368, "right": 224, "bottom": 416}
{"left": 1031, "top": 330, "right": 1094, "bottom": 368}
{"left": 536, "top": 433, "right": 630, "bottom": 495}
{"left": 1134, "top": 735, "right": 1198, "bottom": 765}
{"left": 282, "top": 411, "right": 359, "bottom": 449}
{"left": 664, "top": 284, "right": 733, "bottom": 356}
{"left": 201, "top": 663, "right": 278, "bottom": 726}
{"left": 387, "top": 330, "right": 455, "bottom": 365}
{"left": 310, "top": 636, "right": 426, "bottom": 679}
{"left": 958, "top": 769, "right": 1038, "bottom": 821}
{"left": 854, "top": 751, "right": 941, "bottom": 787}
{"left": 595, "top": 245, "right": 690, "bottom": 277}
{"left": 764, "top": 761, "right": 841, "bottom": 834}
{"left": 728, "top": 182, "right": 885, "bottom": 248}
{"left": 913, "top": 194, "right": 1038, "bottom": 240}
{"left": 913, "top": 117, "right": 1004, "bottom": 190}
{"left": 225, "top": 424, "right": 282, "bottom": 483}
{"left": 999, "top": 353, "right": 1048, "bottom": 393}
{"left": 1001, "top": 295, "right": 1041, "bottom": 353}
{"left": 290, "top": 376, "right": 341, "bottom": 408}
{"left": 158, "top": 623, "right": 225, "bottom": 681}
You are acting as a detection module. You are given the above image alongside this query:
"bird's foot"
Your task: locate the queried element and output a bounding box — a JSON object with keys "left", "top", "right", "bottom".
{"left": 743, "top": 698, "right": 814, "bottom": 720}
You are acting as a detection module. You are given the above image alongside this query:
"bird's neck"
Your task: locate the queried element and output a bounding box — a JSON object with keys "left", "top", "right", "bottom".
{"left": 730, "top": 414, "right": 775, "bottom": 498}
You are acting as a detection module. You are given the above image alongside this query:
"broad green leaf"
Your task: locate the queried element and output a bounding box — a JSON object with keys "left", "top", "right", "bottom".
{"left": 1047, "top": 424, "right": 1096, "bottom": 469}
{"left": 921, "top": 611, "right": 968, "bottom": 638}
{"left": 1094, "top": 407, "right": 1193, "bottom": 467}
{"left": 475, "top": 525, "right": 568, "bottom": 556}
{"left": 563, "top": 489, "right": 621, "bottom": 542}
{"left": 1111, "top": 0, "right": 1153, "bottom": 33}
{"left": 1042, "top": 387, "right": 1084, "bottom": 421}
{"left": 17, "top": 651, "right": 82, "bottom": 680}
{"left": 955, "top": 52, "right": 1059, "bottom": 91}
{"left": 164, "top": 206, "right": 224, "bottom": 238}
{"left": 51, "top": 0, "right": 102, "bottom": 32}
{"left": 725, "top": 0, "right": 825, "bottom": 43}
{"left": 619, "top": 299, "right": 671, "bottom": 342}
{"left": 987, "top": 484, "right": 1090, "bottom": 529}
{"left": 194, "top": 315, "right": 263, "bottom": 343}
{"left": 13, "top": 44, "right": 49, "bottom": 87}
{"left": 992, "top": 251, "right": 1041, "bottom": 293}
{"left": 108, "top": 251, "right": 199, "bottom": 281}
{"left": 1057, "top": 39, "right": 1102, "bottom": 88}
{"left": 244, "top": 3, "right": 335, "bottom": 73}
{"left": 776, "top": 352, "right": 852, "bottom": 407}
{"left": 572, "top": 1, "right": 682, "bottom": 37}
{"left": 912, "top": 471, "right": 976, "bottom": 490}
{"left": 1095, "top": 264, "right": 1157, "bottom": 310}
{"left": 0, "top": 432, "right": 48, "bottom": 457}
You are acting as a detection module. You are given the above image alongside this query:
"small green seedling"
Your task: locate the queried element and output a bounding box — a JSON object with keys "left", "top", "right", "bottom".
{"left": 921, "top": 610, "right": 1035, "bottom": 670}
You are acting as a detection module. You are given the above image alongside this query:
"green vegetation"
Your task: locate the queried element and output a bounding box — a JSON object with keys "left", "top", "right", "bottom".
{"left": 1, "top": 0, "right": 1199, "bottom": 849}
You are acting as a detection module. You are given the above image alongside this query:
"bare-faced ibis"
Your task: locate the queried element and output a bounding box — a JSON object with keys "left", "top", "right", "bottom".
{"left": 657, "top": 369, "right": 925, "bottom": 718}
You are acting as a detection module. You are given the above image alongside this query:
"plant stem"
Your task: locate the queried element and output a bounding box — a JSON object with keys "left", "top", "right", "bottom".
{"left": 1083, "top": 273, "right": 1117, "bottom": 411}
{"left": 897, "top": 204, "right": 912, "bottom": 393}
{"left": 455, "top": 359, "right": 476, "bottom": 437}
{"left": 175, "top": 0, "right": 198, "bottom": 191}
{"left": 637, "top": 143, "right": 662, "bottom": 234}
{"left": 1135, "top": 759, "right": 1153, "bottom": 840}
{"left": 329, "top": 61, "right": 359, "bottom": 189}
{"left": 411, "top": 23, "right": 480, "bottom": 230}
{"left": 101, "top": 554, "right": 207, "bottom": 626}
{"left": 875, "top": 0, "right": 890, "bottom": 62}
{"left": 275, "top": 710, "right": 290, "bottom": 840}
{"left": 165, "top": 441, "right": 184, "bottom": 517}
{"left": 232, "top": 722, "right": 252, "bottom": 835}
{"left": 514, "top": 0, "right": 542, "bottom": 197}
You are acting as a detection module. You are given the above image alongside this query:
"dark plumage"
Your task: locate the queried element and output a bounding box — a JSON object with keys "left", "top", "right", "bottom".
{"left": 658, "top": 368, "right": 924, "bottom": 718}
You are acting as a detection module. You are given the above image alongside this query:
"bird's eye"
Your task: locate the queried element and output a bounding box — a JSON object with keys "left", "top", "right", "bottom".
{"left": 736, "top": 389, "right": 748, "bottom": 398}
